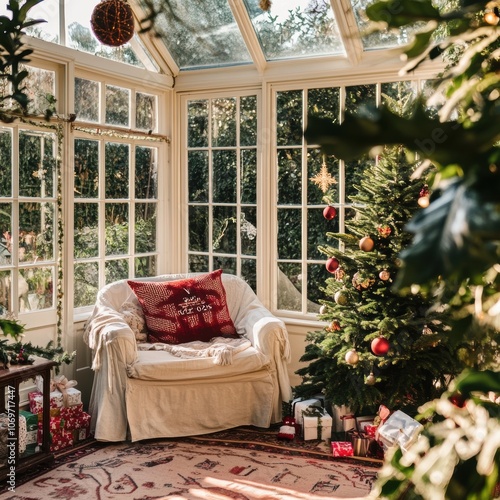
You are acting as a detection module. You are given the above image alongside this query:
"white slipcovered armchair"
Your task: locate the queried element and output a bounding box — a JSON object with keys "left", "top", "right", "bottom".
{"left": 84, "top": 272, "right": 292, "bottom": 442}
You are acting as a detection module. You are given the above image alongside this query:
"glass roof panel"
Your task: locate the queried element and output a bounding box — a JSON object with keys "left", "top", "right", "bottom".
{"left": 146, "top": 0, "right": 252, "bottom": 70}
{"left": 352, "top": 0, "right": 422, "bottom": 50}
{"left": 243, "top": 0, "right": 345, "bottom": 61}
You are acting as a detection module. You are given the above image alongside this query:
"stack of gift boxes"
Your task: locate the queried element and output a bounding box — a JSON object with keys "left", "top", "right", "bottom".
{"left": 330, "top": 405, "right": 423, "bottom": 459}
{"left": 26, "top": 376, "right": 91, "bottom": 453}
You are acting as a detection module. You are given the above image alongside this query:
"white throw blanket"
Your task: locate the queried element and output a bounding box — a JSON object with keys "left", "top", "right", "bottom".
{"left": 137, "top": 336, "right": 251, "bottom": 365}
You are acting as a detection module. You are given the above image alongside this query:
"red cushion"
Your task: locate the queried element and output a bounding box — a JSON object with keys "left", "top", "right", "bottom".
{"left": 127, "top": 270, "right": 238, "bottom": 344}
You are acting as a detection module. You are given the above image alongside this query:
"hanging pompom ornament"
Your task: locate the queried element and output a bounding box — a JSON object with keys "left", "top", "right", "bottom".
{"left": 365, "top": 372, "right": 376, "bottom": 385}
{"left": 323, "top": 205, "right": 337, "bottom": 220}
{"left": 377, "top": 225, "right": 392, "bottom": 238}
{"left": 379, "top": 270, "right": 390, "bottom": 281}
{"left": 371, "top": 337, "right": 390, "bottom": 356}
{"left": 345, "top": 349, "right": 359, "bottom": 365}
{"left": 359, "top": 236, "right": 375, "bottom": 252}
{"left": 91, "top": 0, "right": 135, "bottom": 47}
{"left": 418, "top": 184, "right": 430, "bottom": 208}
{"left": 326, "top": 257, "right": 340, "bottom": 273}
{"left": 334, "top": 290, "right": 349, "bottom": 306}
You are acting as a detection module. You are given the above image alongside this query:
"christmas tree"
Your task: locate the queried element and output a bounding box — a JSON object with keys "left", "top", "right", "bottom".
{"left": 295, "top": 146, "right": 464, "bottom": 416}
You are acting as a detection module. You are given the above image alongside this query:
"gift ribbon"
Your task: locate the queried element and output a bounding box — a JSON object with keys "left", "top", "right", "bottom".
{"left": 51, "top": 375, "right": 78, "bottom": 407}
{"left": 303, "top": 407, "right": 324, "bottom": 440}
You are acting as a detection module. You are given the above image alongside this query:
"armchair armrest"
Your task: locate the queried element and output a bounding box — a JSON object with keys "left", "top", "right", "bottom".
{"left": 236, "top": 304, "right": 292, "bottom": 401}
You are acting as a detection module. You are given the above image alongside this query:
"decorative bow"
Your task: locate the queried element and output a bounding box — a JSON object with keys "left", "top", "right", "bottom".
{"left": 51, "top": 375, "right": 78, "bottom": 407}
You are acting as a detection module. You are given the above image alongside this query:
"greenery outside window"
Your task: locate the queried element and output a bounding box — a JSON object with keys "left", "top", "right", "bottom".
{"left": 73, "top": 77, "right": 161, "bottom": 309}
{"left": 0, "top": 126, "right": 57, "bottom": 315}
{"left": 186, "top": 93, "right": 258, "bottom": 291}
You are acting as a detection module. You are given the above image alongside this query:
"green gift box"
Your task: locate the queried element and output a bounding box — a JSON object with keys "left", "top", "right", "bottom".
{"left": 20, "top": 410, "right": 40, "bottom": 456}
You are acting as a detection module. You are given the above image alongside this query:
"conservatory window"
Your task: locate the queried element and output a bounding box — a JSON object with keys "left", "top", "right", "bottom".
{"left": 72, "top": 77, "right": 161, "bottom": 309}
{"left": 0, "top": 126, "right": 58, "bottom": 315}
{"left": 186, "top": 94, "right": 258, "bottom": 290}
{"left": 0, "top": 66, "right": 57, "bottom": 316}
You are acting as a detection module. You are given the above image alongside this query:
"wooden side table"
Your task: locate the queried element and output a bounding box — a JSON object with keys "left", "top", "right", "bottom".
{"left": 0, "top": 356, "right": 57, "bottom": 485}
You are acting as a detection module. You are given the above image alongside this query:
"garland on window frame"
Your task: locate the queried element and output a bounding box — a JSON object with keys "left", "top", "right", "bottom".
{"left": 71, "top": 123, "right": 169, "bottom": 143}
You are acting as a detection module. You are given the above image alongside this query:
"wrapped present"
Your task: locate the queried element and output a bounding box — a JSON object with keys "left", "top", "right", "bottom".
{"left": 50, "top": 429, "right": 74, "bottom": 452}
{"left": 302, "top": 407, "right": 332, "bottom": 441}
{"left": 0, "top": 413, "right": 28, "bottom": 455}
{"left": 19, "top": 410, "right": 39, "bottom": 456}
{"left": 376, "top": 410, "right": 423, "bottom": 451}
{"left": 28, "top": 390, "right": 63, "bottom": 414}
{"left": 73, "top": 425, "right": 90, "bottom": 443}
{"left": 37, "top": 407, "right": 61, "bottom": 421}
{"left": 38, "top": 416, "right": 67, "bottom": 434}
{"left": 37, "top": 425, "right": 74, "bottom": 452}
{"left": 65, "top": 411, "right": 91, "bottom": 431}
{"left": 351, "top": 432, "right": 371, "bottom": 457}
{"left": 72, "top": 413, "right": 91, "bottom": 443}
{"left": 340, "top": 413, "right": 357, "bottom": 433}
{"left": 365, "top": 424, "right": 378, "bottom": 438}
{"left": 292, "top": 398, "right": 324, "bottom": 427}
{"left": 35, "top": 374, "right": 81, "bottom": 407}
{"left": 60, "top": 403, "right": 83, "bottom": 420}
{"left": 331, "top": 441, "right": 354, "bottom": 457}
{"left": 332, "top": 405, "right": 353, "bottom": 432}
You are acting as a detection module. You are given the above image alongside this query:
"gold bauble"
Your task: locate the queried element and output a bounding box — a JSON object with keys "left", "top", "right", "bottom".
{"left": 345, "top": 349, "right": 359, "bottom": 365}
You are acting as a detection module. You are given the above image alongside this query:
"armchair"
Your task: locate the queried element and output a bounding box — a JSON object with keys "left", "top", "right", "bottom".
{"left": 84, "top": 272, "right": 292, "bottom": 442}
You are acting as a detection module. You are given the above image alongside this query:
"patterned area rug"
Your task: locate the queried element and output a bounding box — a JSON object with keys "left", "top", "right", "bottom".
{"left": 4, "top": 427, "right": 381, "bottom": 499}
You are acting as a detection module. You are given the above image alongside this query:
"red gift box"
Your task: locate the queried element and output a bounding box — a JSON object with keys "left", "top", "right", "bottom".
{"left": 60, "top": 403, "right": 84, "bottom": 420}
{"left": 44, "top": 416, "right": 66, "bottom": 432}
{"left": 331, "top": 441, "right": 354, "bottom": 457}
{"left": 365, "top": 425, "right": 378, "bottom": 438}
{"left": 28, "top": 391, "right": 63, "bottom": 414}
{"left": 66, "top": 411, "right": 91, "bottom": 431}
{"left": 37, "top": 425, "right": 74, "bottom": 452}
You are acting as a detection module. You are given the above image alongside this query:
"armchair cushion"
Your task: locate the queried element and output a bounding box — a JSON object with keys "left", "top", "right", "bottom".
{"left": 128, "top": 269, "right": 238, "bottom": 345}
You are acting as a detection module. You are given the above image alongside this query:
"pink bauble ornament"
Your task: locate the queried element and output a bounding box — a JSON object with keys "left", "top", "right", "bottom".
{"left": 323, "top": 205, "right": 337, "bottom": 220}
{"left": 326, "top": 257, "right": 340, "bottom": 273}
{"left": 371, "top": 337, "right": 390, "bottom": 356}
{"left": 379, "top": 270, "right": 390, "bottom": 281}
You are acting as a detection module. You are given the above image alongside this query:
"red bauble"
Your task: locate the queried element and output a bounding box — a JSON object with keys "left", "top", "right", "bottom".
{"left": 371, "top": 337, "right": 390, "bottom": 356}
{"left": 449, "top": 393, "right": 466, "bottom": 408}
{"left": 323, "top": 205, "right": 337, "bottom": 220}
{"left": 326, "top": 257, "right": 340, "bottom": 273}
